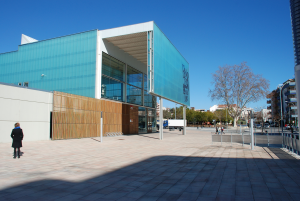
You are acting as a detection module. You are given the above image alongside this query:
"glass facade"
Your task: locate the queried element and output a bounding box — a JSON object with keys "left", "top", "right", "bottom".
{"left": 148, "top": 108, "right": 157, "bottom": 132}
{"left": 0, "top": 30, "right": 97, "bottom": 98}
{"left": 138, "top": 107, "right": 147, "bottom": 133}
{"left": 151, "top": 23, "right": 190, "bottom": 106}
{"left": 101, "top": 52, "right": 156, "bottom": 109}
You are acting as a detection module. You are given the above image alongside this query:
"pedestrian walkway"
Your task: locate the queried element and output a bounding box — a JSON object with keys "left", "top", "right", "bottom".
{"left": 0, "top": 129, "right": 300, "bottom": 200}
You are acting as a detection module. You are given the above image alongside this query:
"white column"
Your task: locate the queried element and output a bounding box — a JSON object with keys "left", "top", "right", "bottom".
{"left": 95, "top": 31, "right": 102, "bottom": 99}
{"left": 183, "top": 105, "right": 186, "bottom": 135}
{"left": 251, "top": 118, "right": 254, "bottom": 150}
{"left": 294, "top": 65, "right": 300, "bottom": 129}
{"left": 100, "top": 111, "right": 103, "bottom": 143}
{"left": 160, "top": 97, "right": 163, "bottom": 140}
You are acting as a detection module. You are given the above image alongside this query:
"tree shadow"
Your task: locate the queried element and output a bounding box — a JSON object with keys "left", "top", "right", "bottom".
{"left": 1, "top": 148, "right": 300, "bottom": 201}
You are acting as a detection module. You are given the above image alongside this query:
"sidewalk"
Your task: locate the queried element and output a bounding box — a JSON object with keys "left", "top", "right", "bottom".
{"left": 0, "top": 129, "right": 300, "bottom": 200}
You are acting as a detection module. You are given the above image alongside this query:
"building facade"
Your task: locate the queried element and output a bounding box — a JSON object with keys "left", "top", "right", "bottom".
{"left": 290, "top": 0, "right": 300, "bottom": 128}
{"left": 266, "top": 79, "right": 297, "bottom": 125}
{"left": 0, "top": 22, "right": 190, "bottom": 139}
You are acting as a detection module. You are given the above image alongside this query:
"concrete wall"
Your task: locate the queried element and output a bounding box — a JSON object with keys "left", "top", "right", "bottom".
{"left": 0, "top": 83, "right": 53, "bottom": 143}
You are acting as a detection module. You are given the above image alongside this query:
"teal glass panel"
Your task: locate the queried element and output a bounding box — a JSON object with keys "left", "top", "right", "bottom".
{"left": 0, "top": 30, "right": 97, "bottom": 98}
{"left": 127, "top": 85, "right": 142, "bottom": 105}
{"left": 101, "top": 75, "right": 124, "bottom": 102}
{"left": 127, "top": 65, "right": 142, "bottom": 88}
{"left": 152, "top": 23, "right": 190, "bottom": 106}
{"left": 102, "top": 52, "right": 125, "bottom": 82}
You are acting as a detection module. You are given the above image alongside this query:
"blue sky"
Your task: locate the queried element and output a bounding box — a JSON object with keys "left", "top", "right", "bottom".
{"left": 0, "top": 0, "right": 294, "bottom": 110}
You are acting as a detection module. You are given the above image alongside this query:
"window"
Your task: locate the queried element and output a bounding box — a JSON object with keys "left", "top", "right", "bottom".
{"left": 102, "top": 53, "right": 125, "bottom": 82}
{"left": 101, "top": 76, "right": 124, "bottom": 102}
{"left": 127, "top": 85, "right": 142, "bottom": 105}
{"left": 127, "top": 65, "right": 142, "bottom": 88}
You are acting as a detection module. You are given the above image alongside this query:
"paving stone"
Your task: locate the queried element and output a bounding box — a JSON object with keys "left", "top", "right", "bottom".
{"left": 0, "top": 130, "right": 299, "bottom": 200}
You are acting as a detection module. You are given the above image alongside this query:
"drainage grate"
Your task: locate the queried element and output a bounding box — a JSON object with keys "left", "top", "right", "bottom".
{"left": 106, "top": 132, "right": 123, "bottom": 137}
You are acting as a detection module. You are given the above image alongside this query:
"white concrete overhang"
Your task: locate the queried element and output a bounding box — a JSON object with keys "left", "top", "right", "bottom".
{"left": 104, "top": 32, "right": 147, "bottom": 65}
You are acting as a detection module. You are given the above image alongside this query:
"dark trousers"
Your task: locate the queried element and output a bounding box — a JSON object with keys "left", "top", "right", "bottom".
{"left": 14, "top": 147, "right": 20, "bottom": 156}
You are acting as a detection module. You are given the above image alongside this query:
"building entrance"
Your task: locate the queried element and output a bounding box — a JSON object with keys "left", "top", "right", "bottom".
{"left": 138, "top": 107, "right": 147, "bottom": 133}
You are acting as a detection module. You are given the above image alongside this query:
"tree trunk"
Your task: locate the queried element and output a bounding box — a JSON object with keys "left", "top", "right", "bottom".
{"left": 233, "top": 117, "right": 237, "bottom": 127}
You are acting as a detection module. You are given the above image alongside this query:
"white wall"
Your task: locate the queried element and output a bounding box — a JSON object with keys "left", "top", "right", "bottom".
{"left": 0, "top": 84, "right": 53, "bottom": 143}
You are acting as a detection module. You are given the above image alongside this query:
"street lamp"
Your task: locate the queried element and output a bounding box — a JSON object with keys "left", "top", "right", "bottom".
{"left": 175, "top": 103, "right": 176, "bottom": 120}
{"left": 278, "top": 84, "right": 283, "bottom": 133}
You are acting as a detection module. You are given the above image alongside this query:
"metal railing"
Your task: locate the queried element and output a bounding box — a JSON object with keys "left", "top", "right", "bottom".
{"left": 212, "top": 132, "right": 283, "bottom": 147}
{"left": 212, "top": 131, "right": 300, "bottom": 154}
{"left": 283, "top": 133, "right": 300, "bottom": 154}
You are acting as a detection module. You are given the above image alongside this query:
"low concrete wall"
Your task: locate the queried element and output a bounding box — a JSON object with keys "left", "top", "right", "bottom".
{"left": 0, "top": 83, "right": 53, "bottom": 143}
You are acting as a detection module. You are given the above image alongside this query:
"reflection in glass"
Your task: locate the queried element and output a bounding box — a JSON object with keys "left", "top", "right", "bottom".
{"left": 144, "top": 91, "right": 156, "bottom": 108}
{"left": 127, "top": 65, "right": 143, "bottom": 88}
{"left": 144, "top": 74, "right": 147, "bottom": 91}
{"left": 138, "top": 107, "right": 147, "bottom": 133}
{"left": 101, "top": 76, "right": 124, "bottom": 101}
{"left": 148, "top": 109, "right": 157, "bottom": 132}
{"left": 102, "top": 53, "right": 125, "bottom": 82}
{"left": 127, "top": 85, "right": 142, "bottom": 105}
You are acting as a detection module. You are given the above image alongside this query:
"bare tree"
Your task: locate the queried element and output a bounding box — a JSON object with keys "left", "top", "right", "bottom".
{"left": 209, "top": 62, "right": 269, "bottom": 127}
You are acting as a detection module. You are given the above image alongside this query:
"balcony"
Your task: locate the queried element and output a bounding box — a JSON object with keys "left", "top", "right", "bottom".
{"left": 285, "top": 90, "right": 296, "bottom": 96}
{"left": 267, "top": 100, "right": 271, "bottom": 104}
{"left": 267, "top": 106, "right": 271, "bottom": 110}
{"left": 289, "top": 98, "right": 297, "bottom": 102}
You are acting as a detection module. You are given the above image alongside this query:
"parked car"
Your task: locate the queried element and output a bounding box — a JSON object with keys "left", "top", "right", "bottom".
{"left": 264, "top": 123, "right": 270, "bottom": 128}
{"left": 255, "top": 124, "right": 262, "bottom": 129}
{"left": 270, "top": 122, "right": 278, "bottom": 127}
{"left": 285, "top": 124, "right": 291, "bottom": 130}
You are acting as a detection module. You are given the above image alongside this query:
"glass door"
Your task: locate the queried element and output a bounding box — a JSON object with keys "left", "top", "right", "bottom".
{"left": 138, "top": 107, "right": 147, "bottom": 133}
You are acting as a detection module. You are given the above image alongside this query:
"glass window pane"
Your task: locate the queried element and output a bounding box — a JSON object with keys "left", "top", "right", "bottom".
{"left": 144, "top": 90, "right": 156, "bottom": 108}
{"left": 144, "top": 74, "right": 147, "bottom": 91}
{"left": 102, "top": 53, "right": 125, "bottom": 82}
{"left": 127, "top": 85, "right": 142, "bottom": 105}
{"left": 101, "top": 76, "right": 124, "bottom": 101}
{"left": 127, "top": 65, "right": 142, "bottom": 88}
{"left": 147, "top": 108, "right": 157, "bottom": 132}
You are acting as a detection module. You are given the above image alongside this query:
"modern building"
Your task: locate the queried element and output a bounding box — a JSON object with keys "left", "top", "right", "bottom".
{"left": 266, "top": 79, "right": 297, "bottom": 125}
{"left": 290, "top": 0, "right": 300, "bottom": 128}
{"left": 0, "top": 21, "right": 190, "bottom": 141}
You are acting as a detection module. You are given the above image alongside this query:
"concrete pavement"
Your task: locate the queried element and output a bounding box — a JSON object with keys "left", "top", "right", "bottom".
{"left": 0, "top": 129, "right": 300, "bottom": 200}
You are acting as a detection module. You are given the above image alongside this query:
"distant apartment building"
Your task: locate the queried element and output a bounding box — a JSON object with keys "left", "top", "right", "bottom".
{"left": 209, "top": 104, "right": 237, "bottom": 112}
{"left": 195, "top": 109, "right": 205, "bottom": 112}
{"left": 266, "top": 79, "right": 297, "bottom": 124}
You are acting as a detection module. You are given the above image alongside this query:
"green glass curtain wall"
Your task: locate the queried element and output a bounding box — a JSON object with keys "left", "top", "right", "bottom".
{"left": 151, "top": 23, "right": 190, "bottom": 106}
{"left": 0, "top": 30, "right": 97, "bottom": 98}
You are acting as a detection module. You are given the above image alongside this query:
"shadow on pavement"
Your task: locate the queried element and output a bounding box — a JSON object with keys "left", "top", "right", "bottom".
{"left": 1, "top": 148, "right": 300, "bottom": 201}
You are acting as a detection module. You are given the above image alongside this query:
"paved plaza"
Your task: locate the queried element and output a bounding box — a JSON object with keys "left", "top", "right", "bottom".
{"left": 0, "top": 129, "right": 300, "bottom": 201}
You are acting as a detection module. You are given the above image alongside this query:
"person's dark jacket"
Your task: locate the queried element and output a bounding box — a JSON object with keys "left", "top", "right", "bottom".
{"left": 11, "top": 128, "right": 24, "bottom": 148}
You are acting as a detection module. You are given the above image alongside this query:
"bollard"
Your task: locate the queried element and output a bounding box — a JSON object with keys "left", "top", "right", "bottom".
{"left": 267, "top": 131, "right": 269, "bottom": 147}
{"left": 221, "top": 131, "right": 223, "bottom": 146}
{"left": 291, "top": 134, "right": 294, "bottom": 153}
{"left": 242, "top": 132, "right": 244, "bottom": 146}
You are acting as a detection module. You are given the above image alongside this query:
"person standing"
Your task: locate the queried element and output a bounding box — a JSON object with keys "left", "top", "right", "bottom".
{"left": 11, "top": 122, "right": 23, "bottom": 159}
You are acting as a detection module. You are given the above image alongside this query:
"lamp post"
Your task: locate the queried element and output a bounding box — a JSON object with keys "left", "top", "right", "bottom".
{"left": 175, "top": 103, "right": 176, "bottom": 120}
{"left": 278, "top": 84, "right": 283, "bottom": 134}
